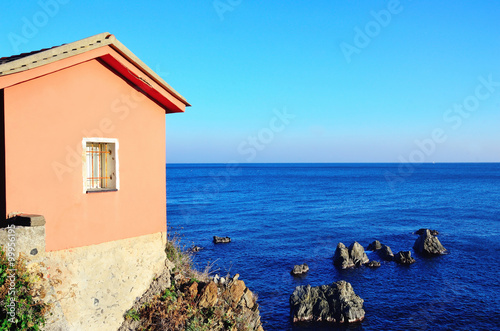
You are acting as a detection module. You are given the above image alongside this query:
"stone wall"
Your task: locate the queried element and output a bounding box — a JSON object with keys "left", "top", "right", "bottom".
{"left": 0, "top": 215, "right": 167, "bottom": 331}
{"left": 0, "top": 214, "right": 45, "bottom": 258}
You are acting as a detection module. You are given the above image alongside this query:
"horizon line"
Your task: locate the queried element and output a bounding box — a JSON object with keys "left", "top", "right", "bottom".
{"left": 165, "top": 161, "right": 500, "bottom": 165}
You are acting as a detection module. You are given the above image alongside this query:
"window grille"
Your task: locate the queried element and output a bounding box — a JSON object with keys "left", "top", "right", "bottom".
{"left": 83, "top": 139, "right": 118, "bottom": 192}
{"left": 86, "top": 143, "right": 111, "bottom": 189}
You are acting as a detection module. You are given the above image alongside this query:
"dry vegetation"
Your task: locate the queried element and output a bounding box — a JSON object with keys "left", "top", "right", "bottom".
{"left": 119, "top": 234, "right": 262, "bottom": 331}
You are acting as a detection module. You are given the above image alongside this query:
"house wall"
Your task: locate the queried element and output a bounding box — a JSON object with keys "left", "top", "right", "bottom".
{"left": 4, "top": 59, "right": 167, "bottom": 251}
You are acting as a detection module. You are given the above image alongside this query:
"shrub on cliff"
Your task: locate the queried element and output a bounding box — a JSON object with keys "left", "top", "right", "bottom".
{"left": 120, "top": 238, "right": 263, "bottom": 331}
{"left": 0, "top": 246, "right": 51, "bottom": 331}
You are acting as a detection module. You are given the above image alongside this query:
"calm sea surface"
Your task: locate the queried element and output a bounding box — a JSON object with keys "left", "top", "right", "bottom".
{"left": 166, "top": 163, "right": 500, "bottom": 331}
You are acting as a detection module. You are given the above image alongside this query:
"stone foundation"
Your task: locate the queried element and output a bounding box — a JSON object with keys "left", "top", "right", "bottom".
{"left": 0, "top": 215, "right": 167, "bottom": 331}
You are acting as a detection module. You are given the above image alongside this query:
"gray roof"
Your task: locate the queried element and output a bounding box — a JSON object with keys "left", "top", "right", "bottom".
{"left": 0, "top": 32, "right": 189, "bottom": 106}
{"left": 0, "top": 46, "right": 59, "bottom": 66}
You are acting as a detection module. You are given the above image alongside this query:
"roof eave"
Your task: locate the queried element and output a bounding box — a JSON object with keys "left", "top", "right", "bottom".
{"left": 105, "top": 35, "right": 191, "bottom": 107}
{"left": 0, "top": 32, "right": 191, "bottom": 110}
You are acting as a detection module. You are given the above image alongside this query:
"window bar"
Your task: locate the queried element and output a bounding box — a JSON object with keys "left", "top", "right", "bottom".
{"left": 91, "top": 143, "right": 94, "bottom": 188}
{"left": 105, "top": 143, "right": 108, "bottom": 188}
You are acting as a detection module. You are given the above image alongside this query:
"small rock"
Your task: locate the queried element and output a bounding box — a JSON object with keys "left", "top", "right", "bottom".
{"left": 173, "top": 273, "right": 184, "bottom": 283}
{"left": 367, "top": 240, "right": 382, "bottom": 251}
{"left": 394, "top": 251, "right": 416, "bottom": 265}
{"left": 189, "top": 245, "right": 203, "bottom": 253}
{"left": 243, "top": 288, "right": 255, "bottom": 309}
{"left": 213, "top": 236, "right": 231, "bottom": 244}
{"left": 291, "top": 263, "right": 309, "bottom": 276}
{"left": 415, "top": 228, "right": 439, "bottom": 236}
{"left": 185, "top": 281, "right": 198, "bottom": 298}
{"left": 413, "top": 229, "right": 447, "bottom": 256}
{"left": 366, "top": 260, "right": 381, "bottom": 268}
{"left": 165, "top": 258, "right": 175, "bottom": 271}
{"left": 377, "top": 244, "right": 394, "bottom": 261}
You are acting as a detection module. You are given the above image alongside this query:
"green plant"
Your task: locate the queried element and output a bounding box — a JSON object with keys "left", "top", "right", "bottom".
{"left": 160, "top": 287, "right": 178, "bottom": 301}
{"left": 0, "top": 245, "right": 51, "bottom": 331}
{"left": 185, "top": 315, "right": 211, "bottom": 331}
{"left": 124, "top": 308, "right": 140, "bottom": 321}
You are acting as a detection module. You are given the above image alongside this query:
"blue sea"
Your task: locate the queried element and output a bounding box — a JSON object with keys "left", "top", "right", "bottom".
{"left": 166, "top": 163, "right": 500, "bottom": 331}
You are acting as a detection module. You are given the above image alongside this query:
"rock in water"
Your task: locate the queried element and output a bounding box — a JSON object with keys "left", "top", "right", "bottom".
{"left": 415, "top": 228, "right": 439, "bottom": 236}
{"left": 291, "top": 264, "right": 309, "bottom": 276}
{"left": 394, "top": 251, "right": 416, "bottom": 265}
{"left": 367, "top": 240, "right": 382, "bottom": 251}
{"left": 333, "top": 243, "right": 354, "bottom": 269}
{"left": 213, "top": 236, "right": 231, "bottom": 244}
{"left": 413, "top": 229, "right": 447, "bottom": 255}
{"left": 377, "top": 244, "right": 394, "bottom": 261}
{"left": 333, "top": 242, "right": 369, "bottom": 269}
{"left": 349, "top": 242, "right": 369, "bottom": 266}
{"left": 189, "top": 245, "right": 203, "bottom": 253}
{"left": 290, "top": 280, "right": 365, "bottom": 324}
{"left": 366, "top": 260, "right": 381, "bottom": 268}
{"left": 366, "top": 241, "right": 394, "bottom": 261}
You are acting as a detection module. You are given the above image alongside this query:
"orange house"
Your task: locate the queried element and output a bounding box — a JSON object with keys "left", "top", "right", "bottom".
{"left": 0, "top": 33, "right": 190, "bottom": 251}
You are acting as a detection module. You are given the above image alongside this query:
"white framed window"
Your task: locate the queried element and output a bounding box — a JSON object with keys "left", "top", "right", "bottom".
{"left": 82, "top": 138, "right": 119, "bottom": 193}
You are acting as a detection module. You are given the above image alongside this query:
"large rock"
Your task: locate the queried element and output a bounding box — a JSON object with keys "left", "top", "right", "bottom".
{"left": 228, "top": 279, "right": 246, "bottom": 307}
{"left": 290, "top": 280, "right": 365, "bottom": 324}
{"left": 291, "top": 263, "right": 309, "bottom": 276}
{"left": 224, "top": 276, "right": 262, "bottom": 330}
{"left": 213, "top": 236, "right": 231, "bottom": 244}
{"left": 413, "top": 229, "right": 447, "bottom": 256}
{"left": 198, "top": 282, "right": 218, "bottom": 308}
{"left": 333, "top": 242, "right": 369, "bottom": 269}
{"left": 394, "top": 251, "right": 416, "bottom": 265}
{"left": 333, "top": 243, "right": 353, "bottom": 269}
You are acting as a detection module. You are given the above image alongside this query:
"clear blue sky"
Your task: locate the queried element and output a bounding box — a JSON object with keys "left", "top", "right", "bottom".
{"left": 2, "top": 1, "right": 500, "bottom": 163}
